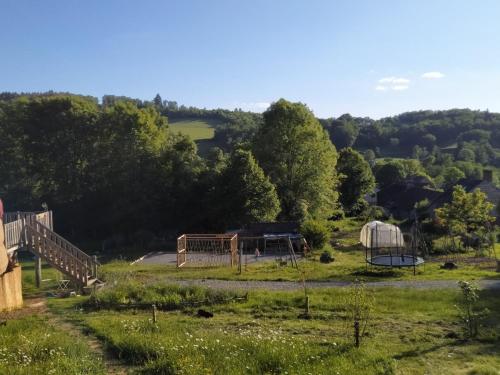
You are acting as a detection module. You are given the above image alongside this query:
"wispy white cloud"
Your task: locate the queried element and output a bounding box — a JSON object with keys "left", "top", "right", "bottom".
{"left": 421, "top": 71, "right": 444, "bottom": 79}
{"left": 392, "top": 85, "right": 409, "bottom": 91}
{"left": 379, "top": 76, "right": 410, "bottom": 84}
{"left": 375, "top": 76, "right": 410, "bottom": 91}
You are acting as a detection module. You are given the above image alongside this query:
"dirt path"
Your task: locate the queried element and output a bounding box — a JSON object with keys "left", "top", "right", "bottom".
{"left": 5, "top": 298, "right": 131, "bottom": 375}
{"left": 167, "top": 278, "right": 500, "bottom": 291}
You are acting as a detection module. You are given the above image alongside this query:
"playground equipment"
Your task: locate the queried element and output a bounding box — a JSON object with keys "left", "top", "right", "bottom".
{"left": 176, "top": 232, "right": 301, "bottom": 269}
{"left": 360, "top": 220, "right": 424, "bottom": 274}
{"left": 177, "top": 234, "right": 238, "bottom": 267}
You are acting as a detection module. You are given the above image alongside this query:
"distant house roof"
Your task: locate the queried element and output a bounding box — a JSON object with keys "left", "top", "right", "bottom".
{"left": 377, "top": 182, "right": 441, "bottom": 218}
{"left": 428, "top": 178, "right": 500, "bottom": 220}
{"left": 404, "top": 175, "right": 434, "bottom": 187}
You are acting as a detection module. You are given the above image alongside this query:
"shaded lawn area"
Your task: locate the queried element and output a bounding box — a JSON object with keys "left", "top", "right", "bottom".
{"left": 47, "top": 286, "right": 500, "bottom": 375}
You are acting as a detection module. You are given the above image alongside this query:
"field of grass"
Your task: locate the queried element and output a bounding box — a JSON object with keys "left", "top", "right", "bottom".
{"left": 9, "top": 217, "right": 500, "bottom": 374}
{"left": 169, "top": 118, "right": 216, "bottom": 141}
{"left": 46, "top": 283, "right": 500, "bottom": 375}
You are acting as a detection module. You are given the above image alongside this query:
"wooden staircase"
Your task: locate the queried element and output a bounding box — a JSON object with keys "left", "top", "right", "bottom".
{"left": 5, "top": 211, "right": 101, "bottom": 287}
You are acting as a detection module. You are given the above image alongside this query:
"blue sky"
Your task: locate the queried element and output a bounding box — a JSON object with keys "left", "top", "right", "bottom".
{"left": 1, "top": 0, "right": 500, "bottom": 118}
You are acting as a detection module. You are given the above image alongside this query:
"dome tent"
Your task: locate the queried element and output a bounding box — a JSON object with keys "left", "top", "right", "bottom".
{"left": 360, "top": 220, "right": 424, "bottom": 274}
{"left": 360, "top": 221, "right": 404, "bottom": 249}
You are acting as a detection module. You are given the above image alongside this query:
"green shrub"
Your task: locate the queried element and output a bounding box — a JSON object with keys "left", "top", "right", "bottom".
{"left": 319, "top": 250, "right": 334, "bottom": 263}
{"left": 300, "top": 220, "right": 331, "bottom": 249}
{"left": 330, "top": 208, "right": 345, "bottom": 220}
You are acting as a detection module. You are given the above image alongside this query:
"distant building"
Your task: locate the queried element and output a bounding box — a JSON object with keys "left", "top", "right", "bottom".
{"left": 375, "top": 176, "right": 441, "bottom": 219}
{"left": 227, "top": 222, "right": 306, "bottom": 253}
{"left": 375, "top": 170, "right": 500, "bottom": 222}
{"left": 427, "top": 170, "right": 500, "bottom": 223}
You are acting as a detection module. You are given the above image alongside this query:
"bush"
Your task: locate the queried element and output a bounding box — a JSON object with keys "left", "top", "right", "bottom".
{"left": 330, "top": 209, "right": 345, "bottom": 220}
{"left": 349, "top": 199, "right": 369, "bottom": 216}
{"left": 360, "top": 205, "right": 387, "bottom": 221}
{"left": 300, "top": 220, "right": 331, "bottom": 249}
{"left": 319, "top": 250, "right": 334, "bottom": 264}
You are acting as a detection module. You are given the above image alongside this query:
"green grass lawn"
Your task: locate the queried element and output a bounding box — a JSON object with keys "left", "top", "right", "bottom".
{"left": 169, "top": 118, "right": 216, "bottom": 141}
{"left": 46, "top": 283, "right": 500, "bottom": 375}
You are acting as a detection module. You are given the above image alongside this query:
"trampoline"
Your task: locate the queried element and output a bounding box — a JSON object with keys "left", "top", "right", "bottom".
{"left": 367, "top": 254, "right": 424, "bottom": 267}
{"left": 360, "top": 221, "right": 424, "bottom": 274}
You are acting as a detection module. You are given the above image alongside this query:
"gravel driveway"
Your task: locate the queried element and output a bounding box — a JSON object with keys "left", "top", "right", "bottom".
{"left": 167, "top": 278, "right": 500, "bottom": 291}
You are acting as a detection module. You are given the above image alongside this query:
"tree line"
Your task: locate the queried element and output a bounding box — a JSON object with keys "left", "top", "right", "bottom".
{"left": 0, "top": 94, "right": 356, "bottom": 247}
{"left": 2, "top": 91, "right": 497, "bottom": 249}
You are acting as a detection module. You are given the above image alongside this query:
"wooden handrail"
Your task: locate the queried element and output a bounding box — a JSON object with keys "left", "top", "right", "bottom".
{"left": 3, "top": 211, "right": 97, "bottom": 286}
{"left": 5, "top": 218, "right": 24, "bottom": 250}
{"left": 26, "top": 219, "right": 95, "bottom": 264}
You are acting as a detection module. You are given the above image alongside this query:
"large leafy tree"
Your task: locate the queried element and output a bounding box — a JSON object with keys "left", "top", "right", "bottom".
{"left": 435, "top": 186, "right": 495, "bottom": 249}
{"left": 213, "top": 149, "right": 280, "bottom": 229}
{"left": 442, "top": 166, "right": 465, "bottom": 189}
{"left": 91, "top": 101, "right": 178, "bottom": 234}
{"left": 0, "top": 95, "right": 101, "bottom": 218}
{"left": 374, "top": 161, "right": 406, "bottom": 188}
{"left": 336, "top": 148, "right": 375, "bottom": 213}
{"left": 328, "top": 114, "right": 359, "bottom": 150}
{"left": 253, "top": 99, "right": 339, "bottom": 221}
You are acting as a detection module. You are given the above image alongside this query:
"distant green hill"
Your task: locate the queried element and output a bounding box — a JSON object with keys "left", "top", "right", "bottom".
{"left": 169, "top": 118, "right": 218, "bottom": 141}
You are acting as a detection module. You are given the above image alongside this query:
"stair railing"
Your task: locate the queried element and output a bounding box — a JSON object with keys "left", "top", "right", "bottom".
{"left": 21, "top": 213, "right": 99, "bottom": 286}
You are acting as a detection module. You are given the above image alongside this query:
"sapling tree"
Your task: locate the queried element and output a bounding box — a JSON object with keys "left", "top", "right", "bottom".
{"left": 457, "top": 280, "right": 488, "bottom": 339}
{"left": 436, "top": 186, "right": 495, "bottom": 253}
{"left": 344, "top": 280, "right": 374, "bottom": 347}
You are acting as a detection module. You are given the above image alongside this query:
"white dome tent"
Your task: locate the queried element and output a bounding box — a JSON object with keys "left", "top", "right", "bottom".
{"left": 360, "top": 221, "right": 424, "bottom": 274}
{"left": 360, "top": 221, "right": 405, "bottom": 249}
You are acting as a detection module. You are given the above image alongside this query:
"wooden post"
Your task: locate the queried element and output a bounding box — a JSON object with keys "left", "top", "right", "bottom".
{"left": 354, "top": 320, "right": 360, "bottom": 347}
{"left": 35, "top": 255, "right": 42, "bottom": 288}
{"left": 92, "top": 255, "right": 98, "bottom": 278}
{"left": 152, "top": 304, "right": 157, "bottom": 323}
{"left": 305, "top": 295, "right": 310, "bottom": 316}
{"left": 238, "top": 241, "right": 243, "bottom": 274}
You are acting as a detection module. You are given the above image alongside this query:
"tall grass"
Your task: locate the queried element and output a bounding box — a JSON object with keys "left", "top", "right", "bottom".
{"left": 0, "top": 316, "right": 105, "bottom": 375}
{"left": 87, "top": 314, "right": 395, "bottom": 375}
{"left": 87, "top": 280, "right": 243, "bottom": 310}
{"left": 50, "top": 285, "right": 500, "bottom": 374}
